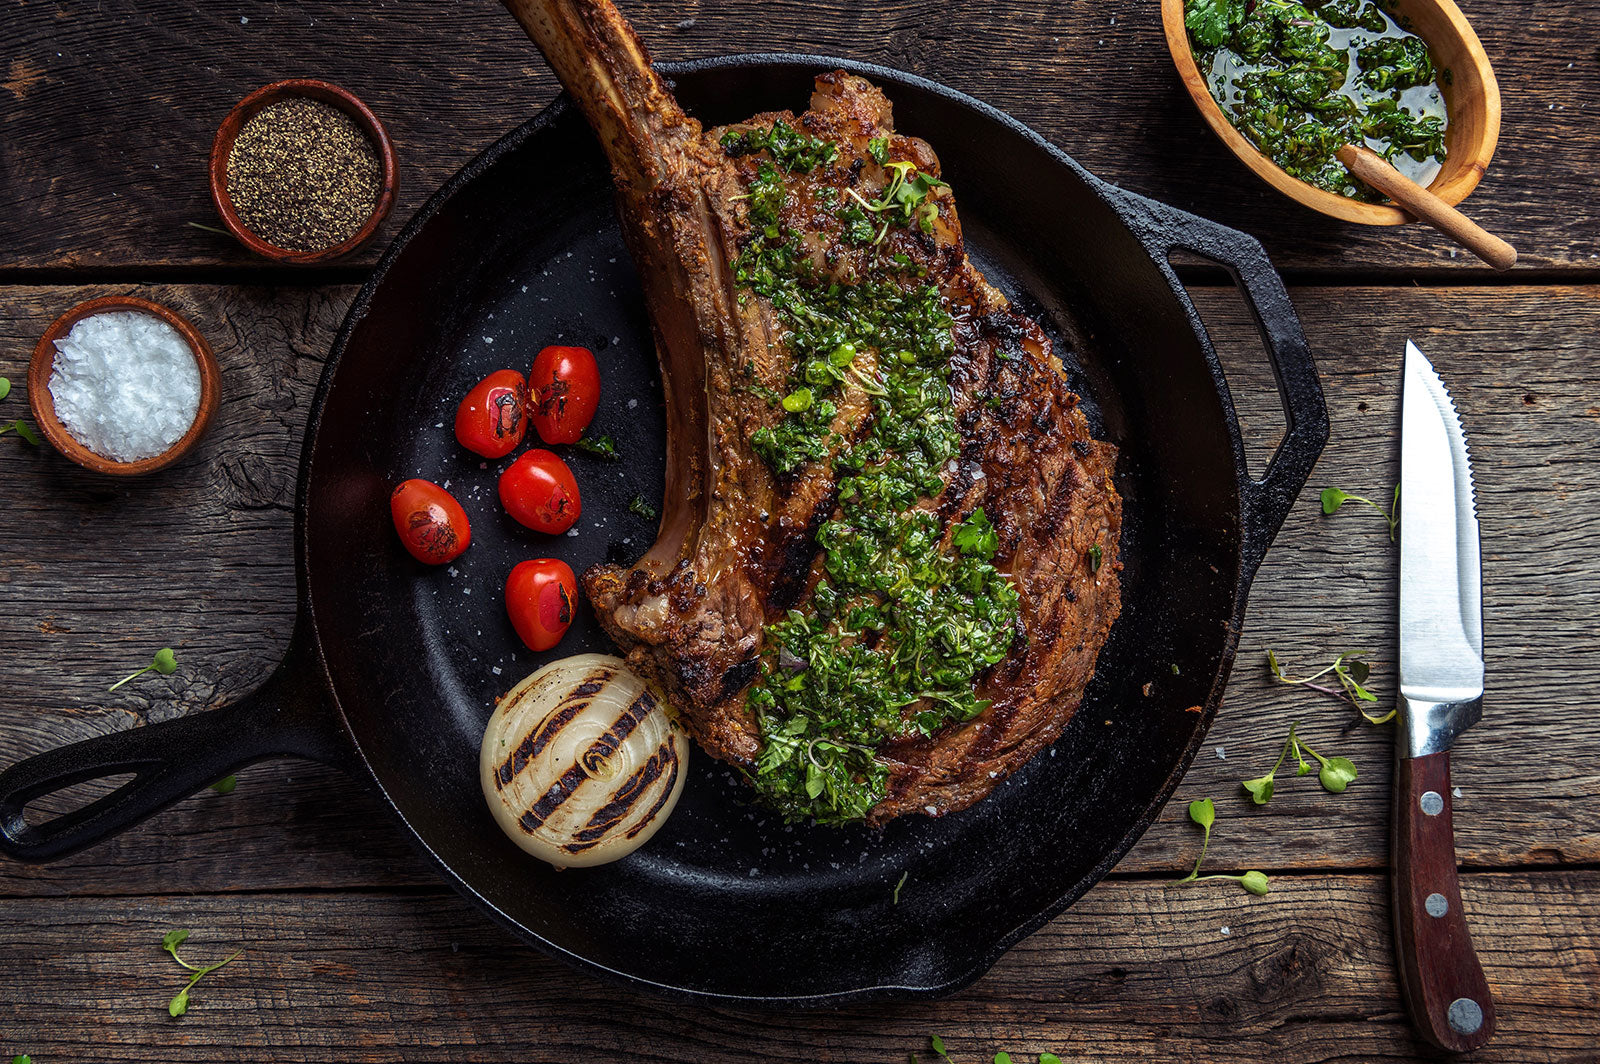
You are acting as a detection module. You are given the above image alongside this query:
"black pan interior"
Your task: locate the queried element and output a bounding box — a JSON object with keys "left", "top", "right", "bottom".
{"left": 305, "top": 57, "right": 1245, "bottom": 1002}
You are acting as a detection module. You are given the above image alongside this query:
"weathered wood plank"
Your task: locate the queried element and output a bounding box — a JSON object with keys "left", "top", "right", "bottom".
{"left": 2, "top": 0, "right": 1595, "bottom": 273}
{"left": 0, "top": 871, "right": 1595, "bottom": 1062}
{"left": 1, "top": 283, "right": 1595, "bottom": 897}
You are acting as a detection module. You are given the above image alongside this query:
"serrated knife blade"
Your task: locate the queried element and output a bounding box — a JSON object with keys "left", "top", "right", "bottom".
{"left": 1391, "top": 340, "right": 1494, "bottom": 1052}
{"left": 1398, "top": 340, "right": 1485, "bottom": 758}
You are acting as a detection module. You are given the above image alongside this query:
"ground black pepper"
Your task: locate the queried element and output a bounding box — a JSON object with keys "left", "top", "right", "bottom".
{"left": 225, "top": 96, "right": 381, "bottom": 252}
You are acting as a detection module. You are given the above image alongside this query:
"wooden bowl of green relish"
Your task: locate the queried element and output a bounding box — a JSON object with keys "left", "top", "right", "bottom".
{"left": 1161, "top": 0, "right": 1501, "bottom": 226}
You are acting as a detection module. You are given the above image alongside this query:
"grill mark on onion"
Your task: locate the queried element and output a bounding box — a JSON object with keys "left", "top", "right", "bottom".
{"left": 494, "top": 667, "right": 618, "bottom": 787}
{"left": 564, "top": 739, "right": 675, "bottom": 850}
{"left": 513, "top": 690, "right": 658, "bottom": 834}
{"left": 623, "top": 742, "right": 680, "bottom": 841}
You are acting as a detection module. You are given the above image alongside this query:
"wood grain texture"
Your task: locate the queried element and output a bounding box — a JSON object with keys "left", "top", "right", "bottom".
{"left": 2, "top": 283, "right": 1598, "bottom": 897}
{"left": 0, "top": 871, "right": 1596, "bottom": 1062}
{"left": 2, "top": 0, "right": 1598, "bottom": 273}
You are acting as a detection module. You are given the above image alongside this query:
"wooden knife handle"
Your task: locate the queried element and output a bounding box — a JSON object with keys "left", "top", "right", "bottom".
{"left": 1392, "top": 752, "right": 1496, "bottom": 1051}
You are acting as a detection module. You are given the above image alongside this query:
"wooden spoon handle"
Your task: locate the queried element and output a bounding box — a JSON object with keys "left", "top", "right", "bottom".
{"left": 1336, "top": 145, "right": 1516, "bottom": 270}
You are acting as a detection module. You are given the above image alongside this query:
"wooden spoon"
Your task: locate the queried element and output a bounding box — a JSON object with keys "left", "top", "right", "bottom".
{"left": 1335, "top": 145, "right": 1516, "bottom": 270}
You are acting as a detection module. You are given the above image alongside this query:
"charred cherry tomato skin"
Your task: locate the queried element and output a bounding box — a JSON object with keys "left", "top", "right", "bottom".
{"left": 529, "top": 345, "right": 601, "bottom": 445}
{"left": 505, "top": 559, "right": 579, "bottom": 651}
{"left": 390, "top": 479, "right": 471, "bottom": 565}
{"left": 498, "top": 449, "right": 582, "bottom": 534}
{"left": 455, "top": 369, "right": 528, "bottom": 459}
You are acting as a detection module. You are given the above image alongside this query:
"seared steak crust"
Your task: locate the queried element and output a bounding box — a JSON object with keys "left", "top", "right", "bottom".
{"left": 510, "top": 0, "right": 1121, "bottom": 824}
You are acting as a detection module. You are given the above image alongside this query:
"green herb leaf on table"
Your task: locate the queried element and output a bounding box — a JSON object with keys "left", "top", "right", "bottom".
{"left": 1041, "top": 1056, "right": 1063, "bottom": 1064}
{"left": 160, "top": 928, "right": 242, "bottom": 1018}
{"left": 893, "top": 870, "right": 908, "bottom": 904}
{"left": 1241, "top": 724, "right": 1300, "bottom": 805}
{"left": 109, "top": 647, "right": 179, "bottom": 692}
{"left": 930, "top": 1035, "right": 952, "bottom": 1063}
{"left": 1296, "top": 734, "right": 1359, "bottom": 793}
{"left": 1319, "top": 485, "right": 1399, "bottom": 541}
{"left": 0, "top": 419, "right": 42, "bottom": 445}
{"left": 994, "top": 1055, "right": 1012, "bottom": 1064}
{"left": 1267, "top": 648, "right": 1393, "bottom": 723}
{"left": 14, "top": 1055, "right": 33, "bottom": 1064}
{"left": 0, "top": 377, "right": 10, "bottom": 401}
{"left": 210, "top": 775, "right": 238, "bottom": 795}
{"left": 1177, "top": 796, "right": 1269, "bottom": 895}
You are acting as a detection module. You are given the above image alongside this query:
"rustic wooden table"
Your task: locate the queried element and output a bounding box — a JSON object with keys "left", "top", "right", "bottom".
{"left": 2, "top": 2, "right": 1597, "bottom": 1061}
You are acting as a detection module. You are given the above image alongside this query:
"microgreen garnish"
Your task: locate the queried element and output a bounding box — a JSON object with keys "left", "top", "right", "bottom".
{"left": 1267, "top": 648, "right": 1393, "bottom": 723}
{"left": 914, "top": 1039, "right": 1062, "bottom": 1064}
{"left": 14, "top": 1055, "right": 32, "bottom": 1064}
{"left": 574, "top": 434, "right": 621, "bottom": 461}
{"left": 210, "top": 775, "right": 238, "bottom": 795}
{"left": 893, "top": 870, "right": 908, "bottom": 904}
{"left": 161, "top": 929, "right": 242, "bottom": 1017}
{"left": 930, "top": 1036, "right": 953, "bottom": 1063}
{"left": 1320, "top": 485, "right": 1399, "bottom": 541}
{"left": 867, "top": 136, "right": 891, "bottom": 165}
{"left": 1242, "top": 723, "right": 1358, "bottom": 802}
{"left": 845, "top": 160, "right": 948, "bottom": 234}
{"left": 0, "top": 377, "right": 10, "bottom": 401}
{"left": 627, "top": 495, "right": 658, "bottom": 521}
{"left": 1088, "top": 543, "right": 1103, "bottom": 573}
{"left": 1176, "top": 798, "right": 1270, "bottom": 895}
{"left": 108, "top": 647, "right": 177, "bottom": 692}
{"left": 0, "top": 419, "right": 42, "bottom": 445}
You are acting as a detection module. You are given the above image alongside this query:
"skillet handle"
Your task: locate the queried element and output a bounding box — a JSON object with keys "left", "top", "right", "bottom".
{"left": 1121, "top": 194, "right": 1330, "bottom": 582}
{"left": 0, "top": 625, "right": 347, "bottom": 862}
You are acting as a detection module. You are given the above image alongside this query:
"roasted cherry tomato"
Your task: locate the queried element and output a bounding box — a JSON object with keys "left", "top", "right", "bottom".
{"left": 455, "top": 369, "right": 527, "bottom": 459}
{"left": 505, "top": 558, "right": 579, "bottom": 651}
{"left": 390, "top": 479, "right": 471, "bottom": 565}
{"left": 498, "top": 448, "right": 581, "bottom": 534}
{"left": 528, "top": 345, "right": 601, "bottom": 445}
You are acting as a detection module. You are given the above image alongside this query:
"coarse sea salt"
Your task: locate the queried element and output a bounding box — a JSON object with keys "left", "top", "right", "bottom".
{"left": 50, "top": 310, "right": 201, "bottom": 462}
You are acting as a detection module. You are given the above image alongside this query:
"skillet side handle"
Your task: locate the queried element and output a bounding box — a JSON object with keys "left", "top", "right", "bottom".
{"left": 1123, "top": 195, "right": 1330, "bottom": 582}
{"left": 0, "top": 626, "right": 346, "bottom": 863}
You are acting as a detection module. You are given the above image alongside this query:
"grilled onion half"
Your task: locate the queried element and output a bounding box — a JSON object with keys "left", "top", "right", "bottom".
{"left": 479, "top": 654, "right": 688, "bottom": 868}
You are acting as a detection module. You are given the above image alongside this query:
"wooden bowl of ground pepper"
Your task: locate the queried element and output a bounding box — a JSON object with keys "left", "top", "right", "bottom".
{"left": 209, "top": 79, "right": 398, "bottom": 264}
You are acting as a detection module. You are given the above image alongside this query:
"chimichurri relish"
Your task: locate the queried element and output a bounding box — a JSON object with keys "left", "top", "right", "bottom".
{"left": 720, "top": 123, "right": 1023, "bottom": 825}
{"left": 1184, "top": 0, "right": 1449, "bottom": 202}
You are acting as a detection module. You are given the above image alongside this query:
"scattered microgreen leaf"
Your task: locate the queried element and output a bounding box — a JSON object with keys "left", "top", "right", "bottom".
{"left": 109, "top": 647, "right": 178, "bottom": 692}
{"left": 1296, "top": 734, "right": 1359, "bottom": 793}
{"left": 627, "top": 495, "right": 658, "bottom": 521}
{"left": 930, "top": 1035, "right": 952, "bottom": 1063}
{"left": 1176, "top": 796, "right": 1269, "bottom": 895}
{"left": 14, "top": 1055, "right": 33, "bottom": 1064}
{"left": 186, "top": 221, "right": 232, "bottom": 236}
{"left": 995, "top": 1055, "right": 1012, "bottom": 1064}
{"left": 1241, "top": 725, "right": 1298, "bottom": 805}
{"left": 210, "top": 775, "right": 238, "bottom": 795}
{"left": 0, "top": 377, "right": 10, "bottom": 401}
{"left": 1320, "top": 485, "right": 1399, "bottom": 541}
{"left": 574, "top": 434, "right": 621, "bottom": 461}
{"left": 0, "top": 419, "right": 42, "bottom": 445}
{"left": 161, "top": 928, "right": 242, "bottom": 1018}
{"left": 1267, "top": 649, "right": 1394, "bottom": 723}
{"left": 893, "top": 870, "right": 908, "bottom": 904}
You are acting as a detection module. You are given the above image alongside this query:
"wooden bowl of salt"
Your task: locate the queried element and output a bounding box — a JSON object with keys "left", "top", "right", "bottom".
{"left": 28, "top": 296, "right": 221, "bottom": 476}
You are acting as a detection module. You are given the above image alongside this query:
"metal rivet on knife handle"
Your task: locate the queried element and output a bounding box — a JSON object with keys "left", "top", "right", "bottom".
{"left": 1420, "top": 790, "right": 1444, "bottom": 815}
{"left": 1448, "top": 997, "right": 1485, "bottom": 1036}
{"left": 1425, "top": 892, "right": 1449, "bottom": 917}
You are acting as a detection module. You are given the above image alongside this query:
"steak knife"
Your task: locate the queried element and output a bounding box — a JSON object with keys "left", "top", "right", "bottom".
{"left": 1393, "top": 340, "right": 1495, "bottom": 1052}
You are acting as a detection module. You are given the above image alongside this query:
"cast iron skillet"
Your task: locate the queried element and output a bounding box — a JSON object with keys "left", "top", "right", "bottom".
{"left": 0, "top": 55, "right": 1327, "bottom": 1005}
